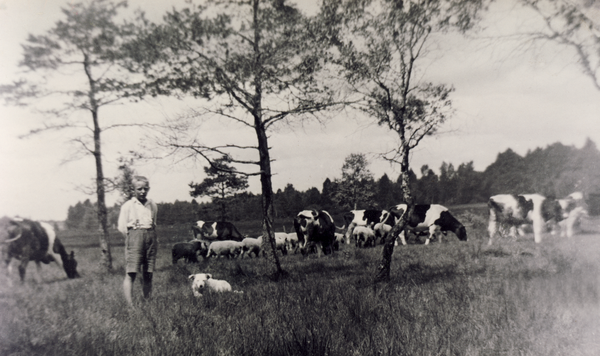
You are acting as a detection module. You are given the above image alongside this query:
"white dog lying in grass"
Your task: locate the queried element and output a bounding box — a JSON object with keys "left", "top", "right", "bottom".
{"left": 188, "top": 273, "right": 243, "bottom": 297}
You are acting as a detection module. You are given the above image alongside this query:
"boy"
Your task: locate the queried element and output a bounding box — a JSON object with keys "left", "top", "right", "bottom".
{"left": 117, "top": 176, "right": 158, "bottom": 306}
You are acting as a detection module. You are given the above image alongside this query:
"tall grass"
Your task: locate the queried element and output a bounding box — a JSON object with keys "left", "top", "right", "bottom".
{"left": 1, "top": 218, "right": 599, "bottom": 355}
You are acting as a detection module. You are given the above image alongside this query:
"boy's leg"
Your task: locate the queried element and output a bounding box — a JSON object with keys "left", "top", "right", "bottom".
{"left": 142, "top": 230, "right": 157, "bottom": 299}
{"left": 123, "top": 272, "right": 137, "bottom": 306}
{"left": 142, "top": 272, "right": 153, "bottom": 298}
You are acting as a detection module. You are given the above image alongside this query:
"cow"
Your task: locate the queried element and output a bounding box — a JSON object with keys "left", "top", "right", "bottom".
{"left": 488, "top": 193, "right": 563, "bottom": 244}
{"left": 191, "top": 221, "right": 245, "bottom": 250}
{"left": 342, "top": 209, "right": 388, "bottom": 245}
{"left": 0, "top": 218, "right": 79, "bottom": 282}
{"left": 172, "top": 240, "right": 206, "bottom": 264}
{"left": 293, "top": 209, "right": 336, "bottom": 257}
{"left": 381, "top": 204, "right": 467, "bottom": 245}
{"left": 188, "top": 273, "right": 243, "bottom": 297}
{"left": 551, "top": 192, "right": 588, "bottom": 238}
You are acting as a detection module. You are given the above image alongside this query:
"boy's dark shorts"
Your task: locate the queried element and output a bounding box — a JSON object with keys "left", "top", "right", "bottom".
{"left": 125, "top": 228, "right": 157, "bottom": 274}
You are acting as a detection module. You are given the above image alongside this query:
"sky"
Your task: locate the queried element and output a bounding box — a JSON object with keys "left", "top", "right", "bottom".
{"left": 0, "top": 0, "right": 599, "bottom": 221}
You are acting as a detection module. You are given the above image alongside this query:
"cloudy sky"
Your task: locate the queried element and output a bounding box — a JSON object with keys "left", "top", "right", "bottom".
{"left": 0, "top": 0, "right": 599, "bottom": 221}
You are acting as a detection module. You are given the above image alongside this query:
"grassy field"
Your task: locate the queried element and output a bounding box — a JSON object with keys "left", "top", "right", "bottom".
{"left": 1, "top": 213, "right": 599, "bottom": 355}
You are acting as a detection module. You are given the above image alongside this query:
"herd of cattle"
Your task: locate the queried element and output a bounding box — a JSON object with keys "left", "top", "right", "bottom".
{"left": 0, "top": 191, "right": 590, "bottom": 282}
{"left": 172, "top": 191, "right": 588, "bottom": 263}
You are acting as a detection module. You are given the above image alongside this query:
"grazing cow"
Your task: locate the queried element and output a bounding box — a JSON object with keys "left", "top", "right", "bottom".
{"left": 382, "top": 204, "right": 467, "bottom": 245}
{"left": 294, "top": 210, "right": 336, "bottom": 257}
{"left": 553, "top": 192, "right": 588, "bottom": 238}
{"left": 352, "top": 226, "right": 376, "bottom": 248}
{"left": 488, "top": 193, "right": 563, "bottom": 244}
{"left": 206, "top": 240, "right": 244, "bottom": 258}
{"left": 188, "top": 273, "right": 243, "bottom": 297}
{"left": 343, "top": 210, "right": 388, "bottom": 244}
{"left": 172, "top": 240, "right": 206, "bottom": 264}
{"left": 0, "top": 218, "right": 79, "bottom": 282}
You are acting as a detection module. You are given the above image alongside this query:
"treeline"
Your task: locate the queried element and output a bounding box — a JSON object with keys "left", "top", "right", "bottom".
{"left": 65, "top": 139, "right": 600, "bottom": 228}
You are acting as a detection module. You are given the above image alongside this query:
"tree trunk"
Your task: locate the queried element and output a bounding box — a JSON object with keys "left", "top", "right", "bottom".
{"left": 251, "top": 0, "right": 284, "bottom": 279}
{"left": 84, "top": 53, "right": 112, "bottom": 272}
{"left": 93, "top": 108, "right": 113, "bottom": 271}
{"left": 375, "top": 142, "right": 413, "bottom": 283}
{"left": 256, "top": 125, "right": 284, "bottom": 279}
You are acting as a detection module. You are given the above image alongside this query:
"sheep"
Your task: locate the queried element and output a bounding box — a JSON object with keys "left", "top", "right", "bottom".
{"left": 334, "top": 232, "right": 345, "bottom": 250}
{"left": 240, "top": 237, "right": 262, "bottom": 258}
{"left": 188, "top": 273, "right": 243, "bottom": 297}
{"left": 172, "top": 240, "right": 206, "bottom": 264}
{"left": 352, "top": 226, "right": 376, "bottom": 247}
{"left": 274, "top": 232, "right": 292, "bottom": 255}
{"left": 206, "top": 240, "right": 244, "bottom": 258}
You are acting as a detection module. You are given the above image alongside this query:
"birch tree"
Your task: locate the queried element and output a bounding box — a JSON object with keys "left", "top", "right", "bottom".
{"left": 0, "top": 0, "right": 143, "bottom": 271}
{"left": 125, "top": 0, "right": 337, "bottom": 278}
{"left": 320, "top": 0, "right": 489, "bottom": 282}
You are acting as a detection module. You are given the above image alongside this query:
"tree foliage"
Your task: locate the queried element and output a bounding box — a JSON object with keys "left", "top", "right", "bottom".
{"left": 518, "top": 0, "right": 600, "bottom": 90}
{"left": 189, "top": 155, "right": 249, "bottom": 220}
{"left": 124, "top": 0, "right": 339, "bottom": 278}
{"left": 333, "top": 153, "right": 376, "bottom": 210}
{"left": 0, "top": 0, "right": 144, "bottom": 271}
{"left": 65, "top": 138, "right": 600, "bottom": 228}
{"left": 318, "top": 0, "right": 489, "bottom": 281}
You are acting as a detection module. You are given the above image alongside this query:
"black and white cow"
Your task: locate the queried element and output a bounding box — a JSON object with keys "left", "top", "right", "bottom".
{"left": 342, "top": 209, "right": 388, "bottom": 245}
{"left": 0, "top": 218, "right": 79, "bottom": 282}
{"left": 379, "top": 204, "right": 467, "bottom": 245}
{"left": 293, "top": 210, "right": 336, "bottom": 257}
{"left": 556, "top": 192, "right": 588, "bottom": 238}
{"left": 191, "top": 221, "right": 245, "bottom": 250}
{"left": 488, "top": 193, "right": 563, "bottom": 244}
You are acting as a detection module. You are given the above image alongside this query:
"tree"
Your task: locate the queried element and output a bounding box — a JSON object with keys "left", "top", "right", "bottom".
{"left": 518, "top": 0, "right": 600, "bottom": 90}
{"left": 415, "top": 165, "right": 439, "bottom": 204}
{"left": 303, "top": 187, "right": 323, "bottom": 209}
{"left": 333, "top": 153, "right": 376, "bottom": 210}
{"left": 439, "top": 162, "right": 457, "bottom": 204}
{"left": 321, "top": 178, "right": 338, "bottom": 212}
{"left": 189, "top": 155, "right": 249, "bottom": 220}
{"left": 0, "top": 0, "right": 142, "bottom": 271}
{"left": 275, "top": 184, "right": 304, "bottom": 218}
{"left": 375, "top": 173, "right": 395, "bottom": 209}
{"left": 321, "top": 0, "right": 489, "bottom": 282}
{"left": 111, "top": 156, "right": 138, "bottom": 203}
{"left": 125, "top": 0, "right": 337, "bottom": 278}
{"left": 483, "top": 148, "right": 528, "bottom": 195}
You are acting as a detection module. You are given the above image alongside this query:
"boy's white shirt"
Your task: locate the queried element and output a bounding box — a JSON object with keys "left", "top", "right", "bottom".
{"left": 117, "top": 197, "right": 158, "bottom": 236}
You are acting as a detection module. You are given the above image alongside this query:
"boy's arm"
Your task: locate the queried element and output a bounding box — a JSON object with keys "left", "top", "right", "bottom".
{"left": 117, "top": 202, "right": 130, "bottom": 237}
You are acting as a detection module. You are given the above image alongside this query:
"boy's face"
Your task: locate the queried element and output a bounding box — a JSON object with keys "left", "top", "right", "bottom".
{"left": 133, "top": 180, "right": 150, "bottom": 201}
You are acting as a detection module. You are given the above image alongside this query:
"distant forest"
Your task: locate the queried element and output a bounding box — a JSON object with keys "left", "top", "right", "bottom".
{"left": 66, "top": 139, "right": 600, "bottom": 229}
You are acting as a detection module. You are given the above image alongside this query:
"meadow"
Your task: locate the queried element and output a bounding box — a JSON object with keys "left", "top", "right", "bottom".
{"left": 1, "top": 211, "right": 599, "bottom": 356}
